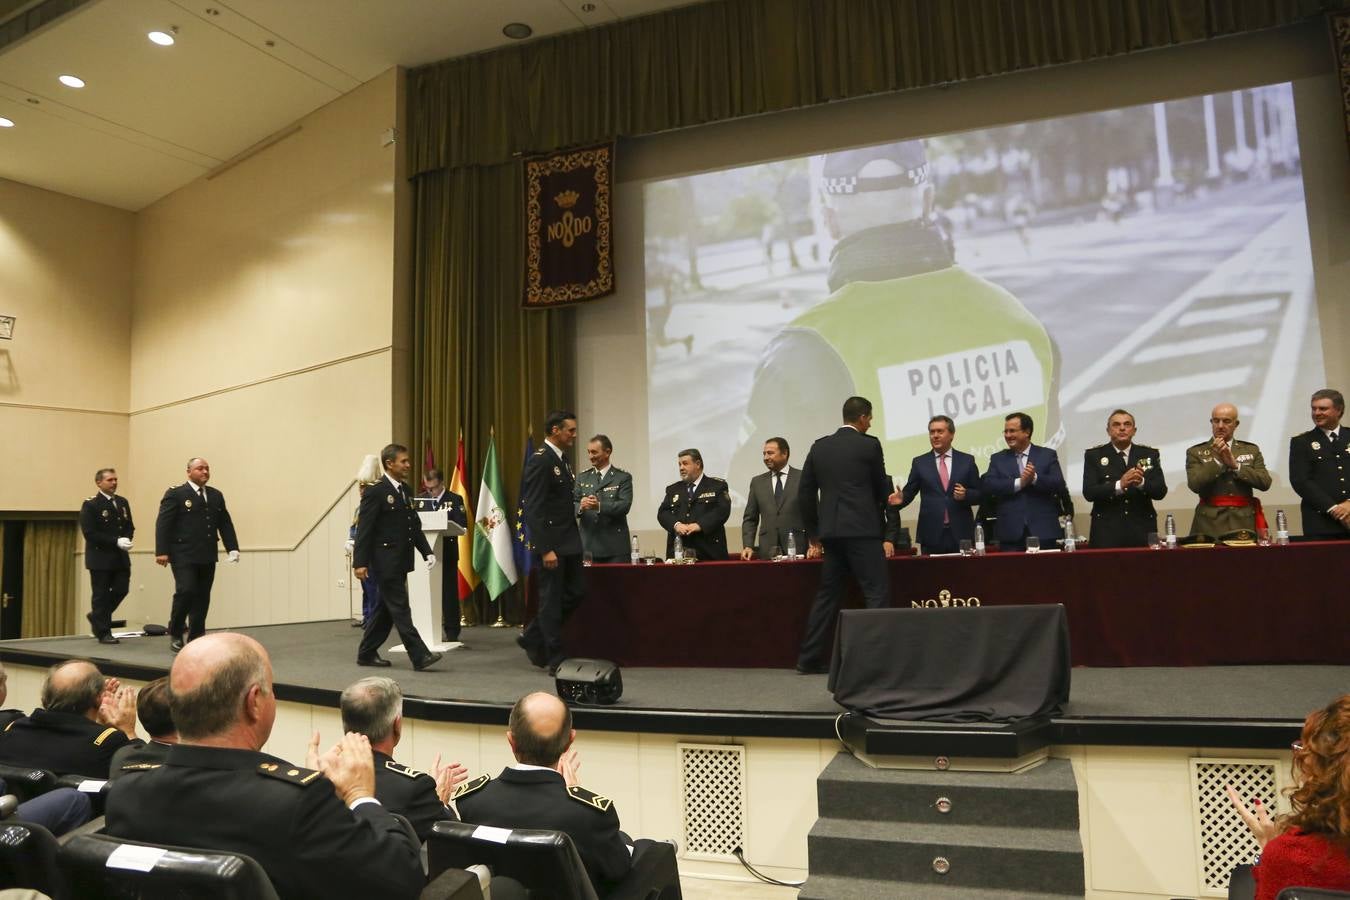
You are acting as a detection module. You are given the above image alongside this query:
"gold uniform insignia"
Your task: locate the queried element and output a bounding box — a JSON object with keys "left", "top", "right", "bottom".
{"left": 554, "top": 466, "right": 562, "bottom": 476}
{"left": 386, "top": 494, "right": 395, "bottom": 504}
{"left": 1099, "top": 457, "right": 1109, "bottom": 465}
{"left": 1312, "top": 441, "right": 1322, "bottom": 450}
{"left": 257, "top": 762, "right": 321, "bottom": 786}
{"left": 185, "top": 499, "right": 193, "bottom": 508}
{"left": 567, "top": 785, "right": 612, "bottom": 812}
{"left": 451, "top": 774, "right": 490, "bottom": 800}
{"left": 93, "top": 727, "right": 117, "bottom": 746}
{"left": 385, "top": 760, "right": 426, "bottom": 779}
{"left": 120, "top": 763, "right": 162, "bottom": 771}
{"left": 101, "top": 509, "right": 110, "bottom": 518}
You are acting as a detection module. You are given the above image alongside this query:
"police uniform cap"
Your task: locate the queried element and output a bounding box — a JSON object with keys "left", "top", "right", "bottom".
{"left": 821, "top": 140, "right": 928, "bottom": 195}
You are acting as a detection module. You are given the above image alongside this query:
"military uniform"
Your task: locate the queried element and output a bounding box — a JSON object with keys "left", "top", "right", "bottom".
{"left": 1082, "top": 443, "right": 1168, "bottom": 548}
{"left": 105, "top": 743, "right": 425, "bottom": 900}
{"left": 520, "top": 443, "right": 586, "bottom": 669}
{"left": 372, "top": 750, "right": 456, "bottom": 843}
{"left": 79, "top": 491, "right": 134, "bottom": 639}
{"left": 108, "top": 739, "right": 174, "bottom": 781}
{"left": 1289, "top": 427, "right": 1350, "bottom": 539}
{"left": 1185, "top": 439, "right": 1271, "bottom": 535}
{"left": 154, "top": 482, "right": 239, "bottom": 642}
{"left": 573, "top": 465, "right": 633, "bottom": 562}
{"left": 0, "top": 709, "right": 141, "bottom": 778}
{"left": 355, "top": 475, "right": 437, "bottom": 667}
{"left": 656, "top": 476, "right": 731, "bottom": 560}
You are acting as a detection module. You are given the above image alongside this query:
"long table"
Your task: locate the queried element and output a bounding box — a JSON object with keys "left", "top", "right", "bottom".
{"left": 529, "top": 542, "right": 1350, "bottom": 668}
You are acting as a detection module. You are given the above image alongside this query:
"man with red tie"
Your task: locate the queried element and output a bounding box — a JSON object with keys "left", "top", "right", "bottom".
{"left": 896, "top": 416, "right": 982, "bottom": 554}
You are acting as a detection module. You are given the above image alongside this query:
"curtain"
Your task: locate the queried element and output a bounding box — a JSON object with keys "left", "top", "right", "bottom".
{"left": 407, "top": 0, "right": 1347, "bottom": 176}
{"left": 411, "top": 164, "right": 575, "bottom": 623}
{"left": 21, "top": 521, "right": 78, "bottom": 638}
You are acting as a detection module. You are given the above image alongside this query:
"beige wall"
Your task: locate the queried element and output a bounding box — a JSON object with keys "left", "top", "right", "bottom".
{"left": 0, "top": 178, "right": 133, "bottom": 511}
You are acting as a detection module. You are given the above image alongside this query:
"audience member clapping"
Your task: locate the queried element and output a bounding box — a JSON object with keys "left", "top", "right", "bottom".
{"left": 109, "top": 675, "right": 178, "bottom": 778}
{"left": 0, "top": 659, "right": 140, "bottom": 778}
{"left": 1228, "top": 694, "right": 1350, "bottom": 900}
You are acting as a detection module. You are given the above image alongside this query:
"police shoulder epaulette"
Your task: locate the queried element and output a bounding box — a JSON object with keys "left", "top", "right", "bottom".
{"left": 93, "top": 727, "right": 118, "bottom": 746}
{"left": 533, "top": 448, "right": 547, "bottom": 457}
{"left": 384, "top": 759, "right": 427, "bottom": 780}
{"left": 4, "top": 719, "right": 17, "bottom": 732}
{"left": 450, "top": 773, "right": 490, "bottom": 800}
{"left": 256, "top": 761, "right": 323, "bottom": 786}
{"left": 567, "top": 785, "right": 612, "bottom": 812}
{"left": 120, "top": 763, "right": 161, "bottom": 772}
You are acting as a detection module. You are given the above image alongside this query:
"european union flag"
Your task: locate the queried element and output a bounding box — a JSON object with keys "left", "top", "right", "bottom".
{"left": 513, "top": 434, "right": 534, "bottom": 578}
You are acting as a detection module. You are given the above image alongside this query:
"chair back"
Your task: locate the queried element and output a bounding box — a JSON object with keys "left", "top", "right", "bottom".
{"left": 1276, "top": 889, "right": 1350, "bottom": 899}
{"left": 0, "top": 821, "right": 63, "bottom": 896}
{"left": 58, "top": 832, "right": 281, "bottom": 900}
{"left": 0, "top": 763, "right": 58, "bottom": 802}
{"left": 428, "top": 820, "right": 600, "bottom": 900}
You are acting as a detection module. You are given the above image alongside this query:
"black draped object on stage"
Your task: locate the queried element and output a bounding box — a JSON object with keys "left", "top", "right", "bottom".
{"left": 829, "top": 605, "right": 1070, "bottom": 723}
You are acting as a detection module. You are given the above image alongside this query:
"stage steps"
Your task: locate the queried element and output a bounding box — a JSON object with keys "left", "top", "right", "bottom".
{"left": 798, "top": 751, "right": 1084, "bottom": 898}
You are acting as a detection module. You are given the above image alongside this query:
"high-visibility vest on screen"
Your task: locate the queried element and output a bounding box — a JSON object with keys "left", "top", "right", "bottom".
{"left": 786, "top": 265, "right": 1056, "bottom": 471}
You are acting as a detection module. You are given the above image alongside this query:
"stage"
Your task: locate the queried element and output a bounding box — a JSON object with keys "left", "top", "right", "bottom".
{"left": 0, "top": 620, "right": 1341, "bottom": 748}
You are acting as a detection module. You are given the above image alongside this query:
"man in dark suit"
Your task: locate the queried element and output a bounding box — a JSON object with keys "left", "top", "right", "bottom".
{"left": 455, "top": 692, "right": 681, "bottom": 899}
{"left": 1083, "top": 409, "right": 1168, "bottom": 547}
{"left": 796, "top": 396, "right": 895, "bottom": 674}
{"left": 896, "top": 416, "right": 981, "bottom": 555}
{"left": 739, "top": 437, "right": 804, "bottom": 559}
{"left": 1290, "top": 388, "right": 1350, "bottom": 539}
{"left": 519, "top": 411, "right": 586, "bottom": 675}
{"left": 657, "top": 449, "right": 731, "bottom": 560}
{"left": 338, "top": 675, "right": 466, "bottom": 843}
{"left": 419, "top": 467, "right": 469, "bottom": 641}
{"left": 354, "top": 444, "right": 443, "bottom": 671}
{"left": 80, "top": 467, "right": 134, "bottom": 644}
{"left": 105, "top": 633, "right": 425, "bottom": 900}
{"left": 0, "top": 659, "right": 141, "bottom": 779}
{"left": 982, "top": 412, "right": 1066, "bottom": 550}
{"left": 154, "top": 457, "right": 240, "bottom": 651}
{"left": 574, "top": 434, "right": 634, "bottom": 563}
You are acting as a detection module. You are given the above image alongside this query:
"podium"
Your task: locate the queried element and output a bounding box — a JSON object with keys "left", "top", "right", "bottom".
{"left": 391, "top": 510, "right": 467, "bottom": 655}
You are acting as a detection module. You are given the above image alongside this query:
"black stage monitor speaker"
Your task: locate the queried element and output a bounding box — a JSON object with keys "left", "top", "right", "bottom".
{"left": 554, "top": 659, "right": 623, "bottom": 706}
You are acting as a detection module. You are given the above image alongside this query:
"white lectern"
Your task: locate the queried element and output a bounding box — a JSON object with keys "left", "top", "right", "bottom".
{"left": 391, "top": 511, "right": 468, "bottom": 655}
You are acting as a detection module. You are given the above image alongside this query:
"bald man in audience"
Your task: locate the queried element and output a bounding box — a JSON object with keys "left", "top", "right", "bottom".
{"left": 0, "top": 659, "right": 140, "bottom": 778}
{"left": 105, "top": 633, "right": 424, "bottom": 900}
{"left": 109, "top": 676, "right": 178, "bottom": 778}
{"left": 454, "top": 691, "right": 682, "bottom": 899}
{"left": 333, "top": 675, "right": 467, "bottom": 843}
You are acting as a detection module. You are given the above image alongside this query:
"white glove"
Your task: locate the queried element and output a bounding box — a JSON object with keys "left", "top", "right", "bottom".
{"left": 344, "top": 539, "right": 355, "bottom": 554}
{"left": 426, "top": 554, "right": 437, "bottom": 571}
{"left": 116, "top": 537, "right": 133, "bottom": 551}
{"left": 228, "top": 550, "right": 240, "bottom": 563}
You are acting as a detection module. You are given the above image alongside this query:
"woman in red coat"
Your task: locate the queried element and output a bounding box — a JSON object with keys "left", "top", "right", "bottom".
{"left": 1229, "top": 695, "right": 1350, "bottom": 900}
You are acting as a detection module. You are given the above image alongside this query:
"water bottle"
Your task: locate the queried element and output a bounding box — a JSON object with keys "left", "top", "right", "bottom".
{"left": 973, "top": 523, "right": 986, "bottom": 557}
{"left": 1274, "top": 509, "right": 1289, "bottom": 546}
{"left": 673, "top": 534, "right": 683, "bottom": 561}
{"left": 1164, "top": 513, "right": 1177, "bottom": 548}
{"left": 1063, "top": 529, "right": 1076, "bottom": 553}
{"left": 786, "top": 531, "right": 797, "bottom": 560}
{"left": 630, "top": 533, "right": 641, "bottom": 564}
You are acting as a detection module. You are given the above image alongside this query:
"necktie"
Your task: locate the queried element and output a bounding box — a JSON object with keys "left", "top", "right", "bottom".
{"left": 687, "top": 482, "right": 696, "bottom": 503}
{"left": 937, "top": 454, "right": 950, "bottom": 524}
{"left": 1329, "top": 431, "right": 1338, "bottom": 445}
{"left": 774, "top": 472, "right": 783, "bottom": 503}
{"left": 198, "top": 488, "right": 206, "bottom": 509}
{"left": 1120, "top": 451, "right": 1129, "bottom": 468}
{"left": 398, "top": 484, "right": 408, "bottom": 505}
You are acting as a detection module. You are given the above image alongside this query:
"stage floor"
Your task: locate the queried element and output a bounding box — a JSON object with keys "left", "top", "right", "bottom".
{"left": 1, "top": 620, "right": 1341, "bottom": 746}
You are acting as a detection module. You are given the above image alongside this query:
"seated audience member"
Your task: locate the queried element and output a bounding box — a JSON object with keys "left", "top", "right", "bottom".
{"left": 1228, "top": 694, "right": 1350, "bottom": 900}
{"left": 0, "top": 659, "right": 140, "bottom": 778}
{"left": 454, "top": 691, "right": 681, "bottom": 899}
{"left": 105, "top": 633, "right": 424, "bottom": 900}
{"left": 2, "top": 787, "right": 93, "bottom": 836}
{"left": 334, "top": 675, "right": 466, "bottom": 842}
{"left": 0, "top": 662, "right": 25, "bottom": 728}
{"left": 109, "top": 676, "right": 178, "bottom": 778}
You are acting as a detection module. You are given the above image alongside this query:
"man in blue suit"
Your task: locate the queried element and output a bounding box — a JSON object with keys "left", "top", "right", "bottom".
{"left": 896, "top": 416, "right": 982, "bottom": 554}
{"left": 983, "top": 412, "right": 1065, "bottom": 550}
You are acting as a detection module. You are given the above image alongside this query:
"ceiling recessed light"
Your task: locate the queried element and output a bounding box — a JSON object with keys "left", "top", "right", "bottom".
{"left": 148, "top": 30, "right": 175, "bottom": 46}
{"left": 58, "top": 74, "right": 85, "bottom": 88}
{"left": 0, "top": 118, "right": 13, "bottom": 128}
{"left": 502, "top": 22, "right": 532, "bottom": 39}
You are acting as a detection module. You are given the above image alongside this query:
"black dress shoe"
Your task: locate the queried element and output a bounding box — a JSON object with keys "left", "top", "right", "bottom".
{"left": 357, "top": 655, "right": 392, "bottom": 667}
{"left": 795, "top": 663, "right": 829, "bottom": 675}
{"left": 97, "top": 633, "right": 120, "bottom": 645}
{"left": 413, "top": 651, "right": 444, "bottom": 672}
{"left": 516, "top": 635, "right": 546, "bottom": 668}
{"left": 170, "top": 639, "right": 185, "bottom": 653}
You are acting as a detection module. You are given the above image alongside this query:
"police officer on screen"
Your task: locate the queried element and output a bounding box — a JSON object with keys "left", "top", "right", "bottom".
{"left": 728, "top": 139, "right": 1060, "bottom": 491}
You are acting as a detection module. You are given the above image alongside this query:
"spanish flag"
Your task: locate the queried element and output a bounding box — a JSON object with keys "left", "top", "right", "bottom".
{"left": 451, "top": 432, "right": 479, "bottom": 600}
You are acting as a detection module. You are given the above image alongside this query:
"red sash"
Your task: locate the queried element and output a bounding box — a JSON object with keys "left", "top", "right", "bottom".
{"left": 1204, "top": 495, "right": 1267, "bottom": 531}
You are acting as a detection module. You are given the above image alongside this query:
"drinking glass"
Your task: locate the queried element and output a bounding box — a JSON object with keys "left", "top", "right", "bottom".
{"left": 582, "top": 551, "right": 593, "bottom": 567}
{"left": 1025, "top": 536, "right": 1041, "bottom": 553}
{"left": 1147, "top": 532, "right": 1161, "bottom": 550}
{"left": 959, "top": 540, "right": 973, "bottom": 556}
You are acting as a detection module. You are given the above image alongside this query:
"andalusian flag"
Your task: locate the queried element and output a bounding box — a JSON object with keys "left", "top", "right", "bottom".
{"left": 450, "top": 433, "right": 479, "bottom": 600}
{"left": 472, "top": 432, "right": 518, "bottom": 601}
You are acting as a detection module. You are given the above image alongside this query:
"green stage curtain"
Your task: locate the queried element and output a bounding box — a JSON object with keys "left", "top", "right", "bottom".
{"left": 411, "top": 164, "right": 575, "bottom": 623}
{"left": 21, "top": 521, "right": 78, "bottom": 638}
